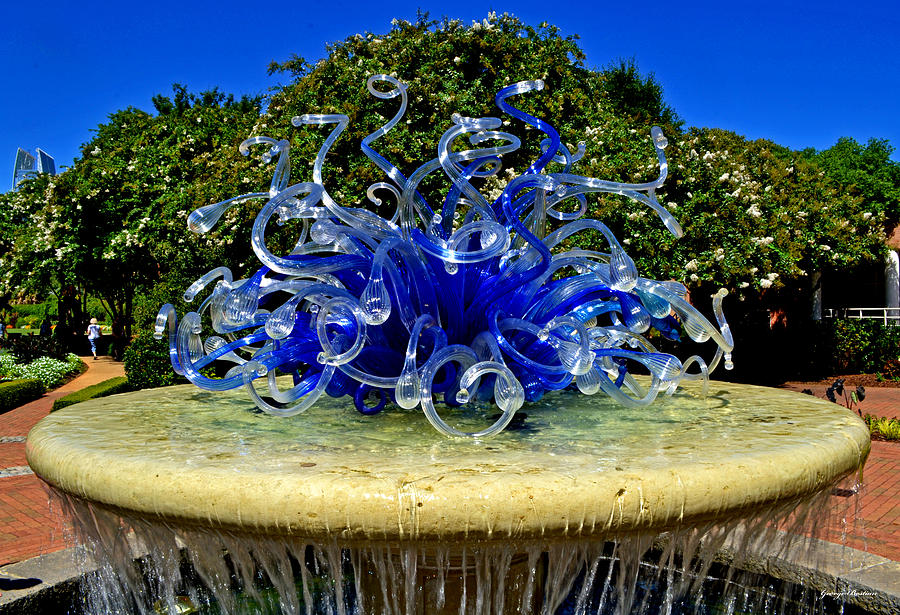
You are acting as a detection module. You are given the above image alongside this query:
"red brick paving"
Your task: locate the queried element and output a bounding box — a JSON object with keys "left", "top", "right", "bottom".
{"left": 0, "top": 356, "right": 124, "bottom": 566}
{"left": 781, "top": 382, "right": 898, "bottom": 419}
{"left": 1, "top": 370, "right": 899, "bottom": 567}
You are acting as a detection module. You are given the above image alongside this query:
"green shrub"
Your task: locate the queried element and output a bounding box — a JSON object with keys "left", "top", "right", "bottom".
{"left": 10, "top": 301, "right": 56, "bottom": 320}
{"left": 124, "top": 331, "right": 184, "bottom": 390}
{"left": 863, "top": 414, "right": 900, "bottom": 441}
{"left": 825, "top": 319, "right": 900, "bottom": 374}
{"left": 52, "top": 376, "right": 132, "bottom": 412}
{"left": 0, "top": 333, "right": 71, "bottom": 363}
{"left": 879, "top": 359, "right": 900, "bottom": 381}
{"left": 0, "top": 379, "right": 45, "bottom": 413}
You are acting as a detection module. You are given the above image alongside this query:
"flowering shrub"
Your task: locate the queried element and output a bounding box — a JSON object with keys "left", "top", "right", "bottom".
{"left": 0, "top": 333, "right": 70, "bottom": 363}
{"left": 0, "top": 352, "right": 82, "bottom": 389}
{"left": 0, "top": 352, "right": 17, "bottom": 378}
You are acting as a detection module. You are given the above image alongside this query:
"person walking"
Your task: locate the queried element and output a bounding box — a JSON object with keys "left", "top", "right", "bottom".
{"left": 86, "top": 318, "right": 102, "bottom": 360}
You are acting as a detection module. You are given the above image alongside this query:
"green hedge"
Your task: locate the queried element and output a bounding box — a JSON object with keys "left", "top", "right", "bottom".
{"left": 123, "top": 331, "right": 185, "bottom": 390}
{"left": 0, "top": 379, "right": 45, "bottom": 413}
{"left": 51, "top": 376, "right": 132, "bottom": 412}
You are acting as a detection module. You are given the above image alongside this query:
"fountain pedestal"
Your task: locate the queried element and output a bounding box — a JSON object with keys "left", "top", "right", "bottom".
{"left": 26, "top": 381, "right": 869, "bottom": 613}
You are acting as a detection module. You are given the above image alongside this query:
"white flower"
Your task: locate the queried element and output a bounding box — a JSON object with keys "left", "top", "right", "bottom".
{"left": 689, "top": 273, "right": 699, "bottom": 282}
{"left": 766, "top": 272, "right": 779, "bottom": 281}
{"left": 453, "top": 56, "right": 461, "bottom": 63}
{"left": 738, "top": 282, "right": 750, "bottom": 288}
{"left": 820, "top": 244, "right": 832, "bottom": 251}
{"left": 685, "top": 259, "right": 698, "bottom": 271}
{"left": 862, "top": 212, "right": 873, "bottom": 220}
{"left": 718, "top": 172, "right": 730, "bottom": 182}
{"left": 759, "top": 279, "right": 773, "bottom": 288}
{"left": 750, "top": 267, "right": 758, "bottom": 274}
{"left": 746, "top": 204, "right": 762, "bottom": 218}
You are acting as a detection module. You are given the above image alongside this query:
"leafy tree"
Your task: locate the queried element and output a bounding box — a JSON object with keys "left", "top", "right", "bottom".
{"left": 0, "top": 173, "right": 85, "bottom": 333}
{"left": 808, "top": 137, "right": 900, "bottom": 230}
{"left": 599, "top": 57, "right": 681, "bottom": 128}
{"left": 68, "top": 90, "right": 262, "bottom": 337}
{"left": 0, "top": 86, "right": 262, "bottom": 340}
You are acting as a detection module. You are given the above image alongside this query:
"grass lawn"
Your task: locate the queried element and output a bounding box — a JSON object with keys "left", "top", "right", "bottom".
{"left": 5, "top": 325, "right": 112, "bottom": 336}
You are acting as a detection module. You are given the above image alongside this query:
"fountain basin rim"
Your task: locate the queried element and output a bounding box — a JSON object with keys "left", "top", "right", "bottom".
{"left": 26, "top": 381, "right": 870, "bottom": 542}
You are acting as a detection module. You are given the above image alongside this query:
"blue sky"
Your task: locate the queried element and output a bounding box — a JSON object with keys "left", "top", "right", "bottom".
{"left": 3, "top": 0, "right": 898, "bottom": 181}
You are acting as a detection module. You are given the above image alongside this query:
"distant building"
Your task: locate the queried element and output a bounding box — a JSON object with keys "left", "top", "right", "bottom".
{"left": 11, "top": 147, "right": 56, "bottom": 190}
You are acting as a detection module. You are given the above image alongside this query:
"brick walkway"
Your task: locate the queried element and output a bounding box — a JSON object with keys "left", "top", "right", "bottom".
{"left": 1, "top": 371, "right": 898, "bottom": 567}
{"left": 781, "top": 381, "right": 898, "bottom": 420}
{"left": 0, "top": 357, "right": 124, "bottom": 566}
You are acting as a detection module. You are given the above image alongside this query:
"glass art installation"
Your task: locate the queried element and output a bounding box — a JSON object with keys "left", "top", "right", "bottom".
{"left": 156, "top": 75, "right": 735, "bottom": 437}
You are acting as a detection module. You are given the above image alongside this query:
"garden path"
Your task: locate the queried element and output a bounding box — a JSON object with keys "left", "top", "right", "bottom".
{"left": 781, "top": 381, "right": 898, "bottom": 420}
{"left": 0, "top": 357, "right": 124, "bottom": 566}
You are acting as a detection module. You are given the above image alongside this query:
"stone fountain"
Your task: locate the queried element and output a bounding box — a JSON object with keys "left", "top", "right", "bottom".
{"left": 26, "top": 76, "right": 870, "bottom": 614}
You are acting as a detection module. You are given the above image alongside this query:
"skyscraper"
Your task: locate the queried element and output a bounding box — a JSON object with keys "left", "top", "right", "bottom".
{"left": 11, "top": 147, "right": 56, "bottom": 190}
{"left": 36, "top": 148, "right": 56, "bottom": 175}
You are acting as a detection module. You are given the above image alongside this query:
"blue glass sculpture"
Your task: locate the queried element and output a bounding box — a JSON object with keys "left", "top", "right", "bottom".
{"left": 156, "top": 75, "right": 734, "bottom": 438}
